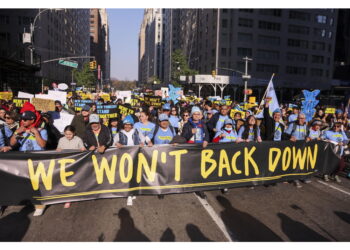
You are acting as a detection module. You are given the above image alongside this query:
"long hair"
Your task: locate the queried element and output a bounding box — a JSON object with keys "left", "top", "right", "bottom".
{"left": 241, "top": 115, "right": 258, "bottom": 140}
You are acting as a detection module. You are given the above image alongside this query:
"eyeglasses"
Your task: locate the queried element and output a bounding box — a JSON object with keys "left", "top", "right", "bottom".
{"left": 183, "top": 115, "right": 189, "bottom": 117}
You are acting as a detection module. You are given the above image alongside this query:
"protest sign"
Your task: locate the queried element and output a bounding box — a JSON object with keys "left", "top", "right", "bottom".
{"left": 325, "top": 108, "right": 336, "bottom": 114}
{"left": 130, "top": 98, "right": 141, "bottom": 107}
{"left": 0, "top": 92, "right": 13, "bottom": 100}
{"left": 53, "top": 113, "right": 75, "bottom": 133}
{"left": 144, "top": 95, "right": 162, "bottom": 108}
{"left": 13, "top": 98, "right": 30, "bottom": 108}
{"left": 161, "top": 87, "right": 169, "bottom": 98}
{"left": 73, "top": 100, "right": 94, "bottom": 111}
{"left": 100, "top": 93, "right": 111, "bottom": 102}
{"left": 230, "top": 109, "right": 245, "bottom": 119}
{"left": 96, "top": 104, "right": 118, "bottom": 118}
{"left": 116, "top": 91, "right": 132, "bottom": 103}
{"left": 31, "top": 98, "right": 55, "bottom": 111}
{"left": 301, "top": 90, "right": 320, "bottom": 122}
{"left": 0, "top": 140, "right": 339, "bottom": 205}
{"left": 249, "top": 96, "right": 256, "bottom": 104}
{"left": 18, "top": 91, "right": 34, "bottom": 99}
{"left": 48, "top": 90, "right": 67, "bottom": 104}
{"left": 166, "top": 84, "right": 182, "bottom": 104}
{"left": 117, "top": 104, "right": 135, "bottom": 116}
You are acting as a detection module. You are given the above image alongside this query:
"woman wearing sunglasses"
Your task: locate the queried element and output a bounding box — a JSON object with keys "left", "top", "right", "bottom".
{"left": 178, "top": 110, "right": 190, "bottom": 135}
{"left": 4, "top": 111, "right": 19, "bottom": 133}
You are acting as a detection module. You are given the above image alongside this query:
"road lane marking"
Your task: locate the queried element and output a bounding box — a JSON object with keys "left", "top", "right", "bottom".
{"left": 194, "top": 194, "right": 234, "bottom": 242}
{"left": 317, "top": 180, "right": 350, "bottom": 196}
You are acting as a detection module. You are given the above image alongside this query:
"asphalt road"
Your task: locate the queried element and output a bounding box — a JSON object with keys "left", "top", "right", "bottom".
{"left": 1, "top": 175, "right": 350, "bottom": 242}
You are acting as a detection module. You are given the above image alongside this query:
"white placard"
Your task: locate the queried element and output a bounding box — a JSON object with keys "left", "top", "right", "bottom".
{"left": 161, "top": 87, "right": 169, "bottom": 98}
{"left": 53, "top": 112, "right": 75, "bottom": 134}
{"left": 115, "top": 91, "right": 132, "bottom": 103}
{"left": 18, "top": 91, "right": 34, "bottom": 99}
{"left": 47, "top": 90, "right": 67, "bottom": 104}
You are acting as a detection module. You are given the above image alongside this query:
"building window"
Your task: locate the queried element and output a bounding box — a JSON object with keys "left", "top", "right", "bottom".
{"left": 236, "top": 61, "right": 252, "bottom": 72}
{"left": 311, "top": 55, "right": 324, "bottom": 64}
{"left": 316, "top": 15, "right": 327, "bottom": 24}
{"left": 258, "top": 21, "right": 281, "bottom": 31}
{"left": 286, "top": 66, "right": 307, "bottom": 75}
{"left": 259, "top": 9, "right": 282, "bottom": 17}
{"left": 286, "top": 52, "right": 308, "bottom": 62}
{"left": 314, "top": 28, "right": 326, "bottom": 37}
{"left": 222, "top": 19, "right": 228, "bottom": 28}
{"left": 288, "top": 25, "right": 309, "bottom": 35}
{"left": 256, "top": 64, "right": 279, "bottom": 73}
{"left": 328, "top": 31, "right": 332, "bottom": 39}
{"left": 237, "top": 32, "right": 253, "bottom": 42}
{"left": 329, "top": 18, "right": 334, "bottom": 26}
{"left": 0, "top": 15, "right": 9, "bottom": 24}
{"left": 257, "top": 49, "right": 279, "bottom": 60}
{"left": 289, "top": 11, "right": 310, "bottom": 21}
{"left": 0, "top": 32, "right": 10, "bottom": 42}
{"left": 238, "top": 18, "right": 253, "bottom": 28}
{"left": 258, "top": 35, "right": 280, "bottom": 45}
{"left": 237, "top": 47, "right": 252, "bottom": 57}
{"left": 310, "top": 68, "right": 323, "bottom": 77}
{"left": 221, "top": 48, "right": 227, "bottom": 56}
{"left": 287, "top": 39, "right": 308, "bottom": 49}
{"left": 312, "top": 41, "right": 325, "bottom": 51}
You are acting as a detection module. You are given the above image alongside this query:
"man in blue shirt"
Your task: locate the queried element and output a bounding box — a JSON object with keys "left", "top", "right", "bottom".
{"left": 288, "top": 106, "right": 300, "bottom": 124}
{"left": 147, "top": 114, "right": 175, "bottom": 145}
{"left": 0, "top": 123, "right": 13, "bottom": 152}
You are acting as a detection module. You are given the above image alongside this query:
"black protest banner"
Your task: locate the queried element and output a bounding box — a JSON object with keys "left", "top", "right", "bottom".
{"left": 144, "top": 95, "right": 162, "bottom": 108}
{"left": 130, "top": 97, "right": 141, "bottom": 108}
{"left": 0, "top": 141, "right": 340, "bottom": 205}
{"left": 117, "top": 104, "right": 135, "bottom": 116}
{"left": 13, "top": 98, "right": 30, "bottom": 108}
{"left": 73, "top": 100, "right": 94, "bottom": 111}
{"left": 96, "top": 104, "right": 118, "bottom": 118}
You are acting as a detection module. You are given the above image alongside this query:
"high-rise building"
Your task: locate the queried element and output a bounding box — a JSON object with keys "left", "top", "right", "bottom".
{"left": 0, "top": 9, "right": 90, "bottom": 93}
{"left": 138, "top": 9, "right": 164, "bottom": 85}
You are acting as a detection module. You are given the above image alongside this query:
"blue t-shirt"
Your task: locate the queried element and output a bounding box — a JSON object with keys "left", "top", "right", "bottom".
{"left": 288, "top": 114, "right": 298, "bottom": 123}
{"left": 322, "top": 130, "right": 348, "bottom": 144}
{"left": 0, "top": 125, "right": 13, "bottom": 147}
{"left": 169, "top": 115, "right": 180, "bottom": 128}
{"left": 134, "top": 121, "right": 156, "bottom": 137}
{"left": 18, "top": 129, "right": 48, "bottom": 151}
{"left": 238, "top": 126, "right": 260, "bottom": 141}
{"left": 308, "top": 129, "right": 321, "bottom": 140}
{"left": 274, "top": 122, "right": 282, "bottom": 141}
{"left": 286, "top": 123, "right": 307, "bottom": 140}
{"left": 215, "top": 115, "right": 229, "bottom": 132}
{"left": 215, "top": 129, "right": 237, "bottom": 142}
{"left": 152, "top": 127, "right": 175, "bottom": 145}
{"left": 110, "top": 127, "right": 118, "bottom": 136}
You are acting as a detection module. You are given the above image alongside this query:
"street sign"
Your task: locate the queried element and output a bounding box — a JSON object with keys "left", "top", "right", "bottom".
{"left": 58, "top": 60, "right": 78, "bottom": 68}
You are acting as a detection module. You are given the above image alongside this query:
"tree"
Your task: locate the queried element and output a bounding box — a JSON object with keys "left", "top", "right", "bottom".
{"left": 72, "top": 62, "right": 97, "bottom": 88}
{"left": 171, "top": 49, "right": 198, "bottom": 87}
{"left": 111, "top": 79, "right": 137, "bottom": 90}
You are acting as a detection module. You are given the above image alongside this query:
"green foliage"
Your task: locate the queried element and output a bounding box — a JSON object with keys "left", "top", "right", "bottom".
{"left": 72, "top": 62, "right": 97, "bottom": 87}
{"left": 148, "top": 76, "right": 161, "bottom": 84}
{"left": 111, "top": 80, "right": 137, "bottom": 90}
{"left": 171, "top": 49, "right": 198, "bottom": 86}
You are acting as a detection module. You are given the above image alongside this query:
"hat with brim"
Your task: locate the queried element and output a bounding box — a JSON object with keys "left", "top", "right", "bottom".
{"left": 89, "top": 114, "right": 100, "bottom": 124}
{"left": 311, "top": 120, "right": 322, "bottom": 126}
{"left": 21, "top": 111, "right": 36, "bottom": 120}
{"left": 159, "top": 114, "right": 169, "bottom": 122}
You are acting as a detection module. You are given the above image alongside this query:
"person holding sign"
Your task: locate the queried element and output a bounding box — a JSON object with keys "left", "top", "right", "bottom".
{"left": 263, "top": 98, "right": 286, "bottom": 142}
{"left": 83, "top": 114, "right": 112, "bottom": 154}
{"left": 114, "top": 115, "right": 146, "bottom": 148}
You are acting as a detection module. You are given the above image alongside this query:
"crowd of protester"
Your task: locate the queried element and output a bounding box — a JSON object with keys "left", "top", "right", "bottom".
{"left": 0, "top": 90, "right": 349, "bottom": 216}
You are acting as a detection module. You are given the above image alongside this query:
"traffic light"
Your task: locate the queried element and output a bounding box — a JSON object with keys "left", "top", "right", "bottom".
{"left": 89, "top": 60, "right": 97, "bottom": 70}
{"left": 212, "top": 70, "right": 216, "bottom": 77}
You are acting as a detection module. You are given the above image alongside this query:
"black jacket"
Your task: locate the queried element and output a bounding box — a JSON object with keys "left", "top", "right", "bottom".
{"left": 181, "top": 120, "right": 210, "bottom": 142}
{"left": 263, "top": 107, "right": 286, "bottom": 141}
{"left": 71, "top": 114, "right": 89, "bottom": 139}
{"left": 83, "top": 124, "right": 113, "bottom": 149}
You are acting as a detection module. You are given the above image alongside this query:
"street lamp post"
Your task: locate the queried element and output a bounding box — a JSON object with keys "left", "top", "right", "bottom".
{"left": 242, "top": 56, "right": 252, "bottom": 103}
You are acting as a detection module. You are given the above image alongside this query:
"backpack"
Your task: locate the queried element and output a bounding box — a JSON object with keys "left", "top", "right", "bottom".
{"left": 151, "top": 124, "right": 175, "bottom": 143}
{"left": 0, "top": 124, "right": 9, "bottom": 146}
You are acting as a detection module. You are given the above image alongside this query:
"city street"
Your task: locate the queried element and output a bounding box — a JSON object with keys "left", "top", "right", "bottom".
{"left": 1, "top": 175, "right": 349, "bottom": 242}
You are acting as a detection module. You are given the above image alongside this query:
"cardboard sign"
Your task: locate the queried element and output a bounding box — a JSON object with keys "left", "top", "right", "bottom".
{"left": 53, "top": 113, "right": 75, "bottom": 133}
{"left": 73, "top": 100, "right": 94, "bottom": 111}
{"left": 13, "top": 98, "right": 30, "bottom": 108}
{"left": 230, "top": 109, "right": 245, "bottom": 119}
{"left": 117, "top": 104, "right": 135, "bottom": 116}
{"left": 31, "top": 98, "right": 55, "bottom": 111}
{"left": 96, "top": 104, "right": 118, "bottom": 119}
{"left": 144, "top": 96, "right": 162, "bottom": 108}
{"left": 0, "top": 92, "right": 13, "bottom": 101}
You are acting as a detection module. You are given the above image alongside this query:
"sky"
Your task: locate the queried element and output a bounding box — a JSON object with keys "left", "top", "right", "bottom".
{"left": 107, "top": 8, "right": 144, "bottom": 81}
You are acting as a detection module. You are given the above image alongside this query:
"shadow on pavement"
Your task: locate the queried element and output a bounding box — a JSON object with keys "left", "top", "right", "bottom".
{"left": 160, "top": 227, "right": 175, "bottom": 241}
{"left": 0, "top": 206, "right": 33, "bottom": 242}
{"left": 185, "top": 223, "right": 212, "bottom": 242}
{"left": 216, "top": 195, "right": 283, "bottom": 241}
{"left": 114, "top": 208, "right": 150, "bottom": 242}
{"left": 334, "top": 211, "right": 350, "bottom": 224}
{"left": 277, "top": 212, "right": 329, "bottom": 241}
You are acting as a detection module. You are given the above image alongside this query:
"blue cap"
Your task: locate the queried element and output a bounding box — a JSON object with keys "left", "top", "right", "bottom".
{"left": 191, "top": 106, "right": 202, "bottom": 116}
{"left": 82, "top": 105, "right": 91, "bottom": 111}
{"left": 159, "top": 114, "right": 169, "bottom": 122}
{"left": 224, "top": 118, "right": 234, "bottom": 125}
{"left": 246, "top": 110, "right": 253, "bottom": 116}
{"left": 335, "top": 109, "right": 343, "bottom": 114}
{"left": 273, "top": 108, "right": 281, "bottom": 114}
{"left": 123, "top": 115, "right": 134, "bottom": 125}
{"left": 162, "top": 103, "right": 171, "bottom": 110}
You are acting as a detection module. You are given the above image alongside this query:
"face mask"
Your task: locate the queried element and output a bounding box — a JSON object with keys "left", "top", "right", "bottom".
{"left": 225, "top": 127, "right": 232, "bottom": 131}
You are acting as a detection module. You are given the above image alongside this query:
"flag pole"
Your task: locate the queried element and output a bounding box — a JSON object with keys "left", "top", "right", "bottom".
{"left": 257, "top": 73, "right": 275, "bottom": 111}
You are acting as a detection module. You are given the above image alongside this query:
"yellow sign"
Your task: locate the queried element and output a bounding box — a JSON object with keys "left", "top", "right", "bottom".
{"left": 249, "top": 96, "right": 256, "bottom": 104}
{"left": 230, "top": 109, "right": 245, "bottom": 119}
{"left": 325, "top": 108, "right": 336, "bottom": 114}
{"left": 100, "top": 94, "right": 110, "bottom": 102}
{"left": 0, "top": 92, "right": 13, "bottom": 101}
{"left": 31, "top": 98, "right": 56, "bottom": 111}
